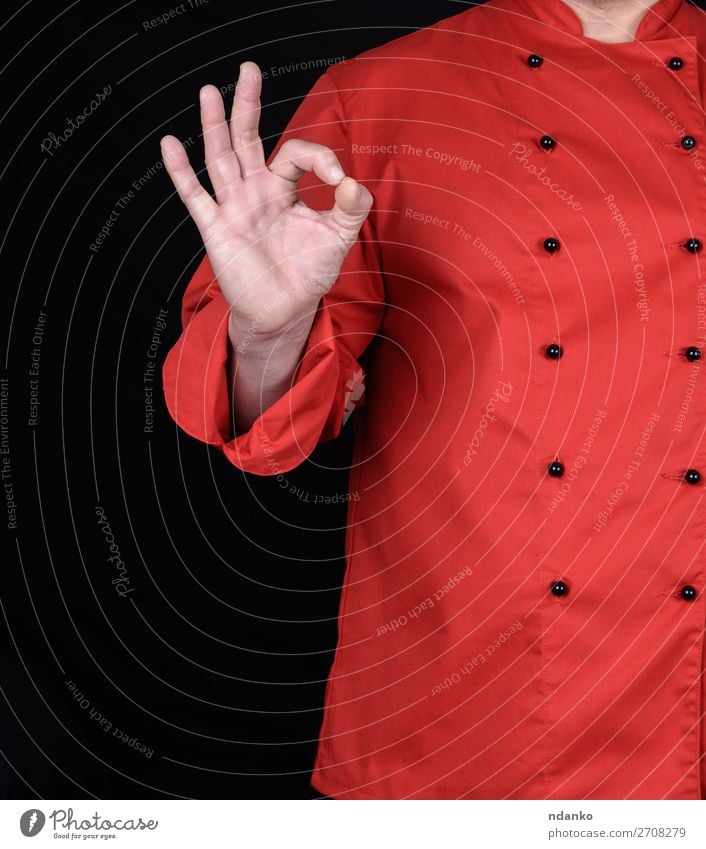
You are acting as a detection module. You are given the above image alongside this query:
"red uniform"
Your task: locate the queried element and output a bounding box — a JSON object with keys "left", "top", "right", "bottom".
{"left": 163, "top": 0, "right": 706, "bottom": 798}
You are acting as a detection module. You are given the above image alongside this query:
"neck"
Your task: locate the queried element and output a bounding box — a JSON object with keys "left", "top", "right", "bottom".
{"left": 560, "top": 0, "right": 660, "bottom": 42}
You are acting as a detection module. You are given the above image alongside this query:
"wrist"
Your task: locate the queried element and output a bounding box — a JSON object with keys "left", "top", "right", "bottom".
{"left": 228, "top": 309, "right": 316, "bottom": 361}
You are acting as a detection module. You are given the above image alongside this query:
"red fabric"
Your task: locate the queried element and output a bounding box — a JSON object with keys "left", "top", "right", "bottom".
{"left": 163, "top": 0, "right": 706, "bottom": 798}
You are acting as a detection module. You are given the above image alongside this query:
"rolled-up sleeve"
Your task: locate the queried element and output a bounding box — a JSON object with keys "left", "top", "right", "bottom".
{"left": 162, "top": 67, "right": 386, "bottom": 475}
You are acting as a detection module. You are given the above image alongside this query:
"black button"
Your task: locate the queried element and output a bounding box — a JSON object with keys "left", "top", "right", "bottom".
{"left": 540, "top": 135, "right": 556, "bottom": 150}
{"left": 684, "top": 469, "right": 701, "bottom": 485}
{"left": 685, "top": 346, "right": 702, "bottom": 361}
{"left": 546, "top": 343, "right": 563, "bottom": 359}
{"left": 681, "top": 135, "right": 697, "bottom": 150}
{"left": 528, "top": 53, "right": 544, "bottom": 68}
{"left": 680, "top": 585, "right": 697, "bottom": 601}
{"left": 548, "top": 461, "right": 564, "bottom": 477}
{"left": 551, "top": 580, "right": 569, "bottom": 597}
{"left": 543, "top": 237, "right": 560, "bottom": 254}
{"left": 667, "top": 56, "right": 684, "bottom": 70}
{"left": 685, "top": 238, "right": 702, "bottom": 253}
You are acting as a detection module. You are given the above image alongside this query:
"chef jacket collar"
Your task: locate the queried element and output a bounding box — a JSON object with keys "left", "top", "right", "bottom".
{"left": 512, "top": 0, "right": 684, "bottom": 41}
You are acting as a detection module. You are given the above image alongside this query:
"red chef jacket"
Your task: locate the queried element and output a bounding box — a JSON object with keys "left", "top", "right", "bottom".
{"left": 163, "top": 0, "right": 706, "bottom": 799}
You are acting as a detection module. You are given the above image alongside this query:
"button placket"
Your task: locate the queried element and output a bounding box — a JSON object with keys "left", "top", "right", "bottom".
{"left": 672, "top": 117, "right": 706, "bottom": 795}
{"left": 660, "top": 41, "right": 706, "bottom": 703}
{"left": 505, "top": 31, "right": 706, "bottom": 798}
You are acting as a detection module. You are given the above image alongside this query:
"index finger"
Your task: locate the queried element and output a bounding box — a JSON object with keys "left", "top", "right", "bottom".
{"left": 268, "top": 137, "right": 346, "bottom": 186}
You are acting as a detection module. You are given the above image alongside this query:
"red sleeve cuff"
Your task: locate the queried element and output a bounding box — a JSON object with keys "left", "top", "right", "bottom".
{"left": 162, "top": 286, "right": 344, "bottom": 475}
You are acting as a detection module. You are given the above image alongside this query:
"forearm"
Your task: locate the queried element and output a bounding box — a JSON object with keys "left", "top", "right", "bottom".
{"left": 227, "top": 311, "right": 317, "bottom": 435}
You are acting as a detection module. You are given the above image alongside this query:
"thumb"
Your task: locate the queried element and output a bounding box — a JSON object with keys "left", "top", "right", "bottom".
{"left": 329, "top": 177, "right": 373, "bottom": 239}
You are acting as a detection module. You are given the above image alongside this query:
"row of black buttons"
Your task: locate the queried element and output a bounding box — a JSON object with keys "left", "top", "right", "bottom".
{"left": 529, "top": 49, "right": 698, "bottom": 610}
{"left": 543, "top": 345, "right": 702, "bottom": 361}
{"left": 542, "top": 237, "right": 702, "bottom": 253}
{"left": 537, "top": 134, "right": 696, "bottom": 151}
{"left": 549, "top": 580, "right": 697, "bottom": 600}
{"left": 546, "top": 461, "right": 701, "bottom": 484}
{"left": 527, "top": 53, "right": 685, "bottom": 71}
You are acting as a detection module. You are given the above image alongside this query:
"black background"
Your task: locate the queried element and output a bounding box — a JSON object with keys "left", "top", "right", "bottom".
{"left": 1, "top": 0, "right": 484, "bottom": 800}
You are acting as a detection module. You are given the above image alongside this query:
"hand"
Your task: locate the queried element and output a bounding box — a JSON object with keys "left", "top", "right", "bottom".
{"left": 160, "top": 61, "right": 373, "bottom": 340}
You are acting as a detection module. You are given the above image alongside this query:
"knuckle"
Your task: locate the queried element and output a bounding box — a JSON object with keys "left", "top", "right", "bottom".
{"left": 279, "top": 138, "right": 299, "bottom": 154}
{"left": 318, "top": 148, "right": 338, "bottom": 164}
{"left": 234, "top": 127, "right": 259, "bottom": 145}
{"left": 206, "top": 149, "right": 231, "bottom": 165}
{"left": 282, "top": 138, "right": 324, "bottom": 155}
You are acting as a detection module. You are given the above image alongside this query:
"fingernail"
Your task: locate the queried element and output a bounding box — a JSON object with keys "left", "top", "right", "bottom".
{"left": 330, "top": 165, "right": 345, "bottom": 181}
